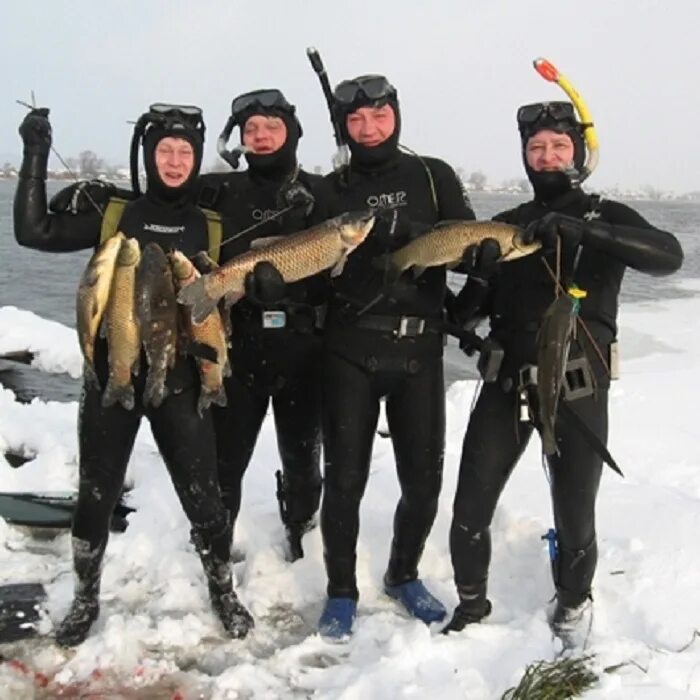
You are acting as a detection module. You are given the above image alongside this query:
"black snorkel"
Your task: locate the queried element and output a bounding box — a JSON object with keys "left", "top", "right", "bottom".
{"left": 216, "top": 115, "right": 251, "bottom": 170}
{"left": 306, "top": 47, "right": 349, "bottom": 171}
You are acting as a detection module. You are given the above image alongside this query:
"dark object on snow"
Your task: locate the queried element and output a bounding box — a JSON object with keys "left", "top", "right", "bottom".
{"left": 0, "top": 492, "right": 134, "bottom": 534}
{"left": 0, "top": 582, "right": 47, "bottom": 643}
{"left": 0, "top": 350, "right": 35, "bottom": 366}
{"left": 3, "top": 451, "right": 33, "bottom": 469}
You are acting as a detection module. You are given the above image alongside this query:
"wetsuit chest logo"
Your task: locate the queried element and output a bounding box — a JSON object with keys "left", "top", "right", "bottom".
{"left": 143, "top": 223, "right": 186, "bottom": 234}
{"left": 252, "top": 208, "right": 283, "bottom": 222}
{"left": 367, "top": 191, "right": 407, "bottom": 208}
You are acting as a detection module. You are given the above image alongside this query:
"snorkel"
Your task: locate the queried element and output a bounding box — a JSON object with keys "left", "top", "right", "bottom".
{"left": 216, "top": 115, "right": 251, "bottom": 170}
{"left": 532, "top": 58, "right": 599, "bottom": 185}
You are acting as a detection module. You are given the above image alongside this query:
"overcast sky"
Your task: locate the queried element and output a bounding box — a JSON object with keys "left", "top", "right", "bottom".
{"left": 2, "top": 0, "right": 697, "bottom": 192}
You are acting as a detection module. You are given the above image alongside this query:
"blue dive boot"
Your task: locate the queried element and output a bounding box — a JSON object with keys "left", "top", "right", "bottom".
{"left": 318, "top": 597, "right": 357, "bottom": 641}
{"left": 385, "top": 579, "right": 447, "bottom": 624}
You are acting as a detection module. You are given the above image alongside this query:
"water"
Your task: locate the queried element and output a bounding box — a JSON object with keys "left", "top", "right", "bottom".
{"left": 1, "top": 182, "right": 698, "bottom": 401}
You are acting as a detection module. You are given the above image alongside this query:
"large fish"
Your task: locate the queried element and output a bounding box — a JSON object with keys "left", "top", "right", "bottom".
{"left": 137, "top": 243, "right": 179, "bottom": 408}
{"left": 76, "top": 232, "right": 124, "bottom": 387}
{"left": 536, "top": 293, "right": 578, "bottom": 455}
{"left": 170, "top": 250, "right": 231, "bottom": 415}
{"left": 378, "top": 220, "right": 541, "bottom": 281}
{"left": 102, "top": 237, "right": 141, "bottom": 410}
{"left": 178, "top": 210, "right": 375, "bottom": 323}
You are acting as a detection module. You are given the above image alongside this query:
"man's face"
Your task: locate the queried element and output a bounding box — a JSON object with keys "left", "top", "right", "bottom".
{"left": 242, "top": 115, "right": 288, "bottom": 154}
{"left": 345, "top": 104, "right": 396, "bottom": 147}
{"left": 525, "top": 129, "right": 575, "bottom": 172}
{"left": 154, "top": 136, "right": 195, "bottom": 187}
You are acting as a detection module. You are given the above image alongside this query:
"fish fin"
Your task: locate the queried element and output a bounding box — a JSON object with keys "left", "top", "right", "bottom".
{"left": 223, "top": 356, "right": 232, "bottom": 378}
{"left": 223, "top": 291, "right": 245, "bottom": 309}
{"left": 144, "top": 372, "right": 169, "bottom": 409}
{"left": 83, "top": 362, "right": 100, "bottom": 391}
{"left": 445, "top": 260, "right": 460, "bottom": 270}
{"left": 330, "top": 251, "right": 351, "bottom": 278}
{"left": 411, "top": 265, "right": 428, "bottom": 279}
{"left": 177, "top": 278, "right": 220, "bottom": 324}
{"left": 197, "top": 384, "right": 228, "bottom": 417}
{"left": 101, "top": 380, "right": 135, "bottom": 411}
{"left": 249, "top": 235, "right": 285, "bottom": 250}
{"left": 98, "top": 319, "right": 108, "bottom": 340}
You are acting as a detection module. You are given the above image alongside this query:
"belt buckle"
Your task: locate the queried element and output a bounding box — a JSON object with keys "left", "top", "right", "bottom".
{"left": 563, "top": 356, "right": 594, "bottom": 401}
{"left": 262, "top": 310, "right": 287, "bottom": 329}
{"left": 396, "top": 316, "right": 425, "bottom": 338}
{"left": 518, "top": 364, "right": 538, "bottom": 389}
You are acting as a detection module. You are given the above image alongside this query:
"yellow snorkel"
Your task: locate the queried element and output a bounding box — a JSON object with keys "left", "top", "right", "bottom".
{"left": 533, "top": 58, "right": 599, "bottom": 184}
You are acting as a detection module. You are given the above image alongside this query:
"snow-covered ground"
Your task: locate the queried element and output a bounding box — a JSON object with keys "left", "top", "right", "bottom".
{"left": 1, "top": 285, "right": 699, "bottom": 699}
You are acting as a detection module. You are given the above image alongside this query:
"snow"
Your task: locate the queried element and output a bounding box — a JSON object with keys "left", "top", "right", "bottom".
{"left": 1, "top": 283, "right": 700, "bottom": 698}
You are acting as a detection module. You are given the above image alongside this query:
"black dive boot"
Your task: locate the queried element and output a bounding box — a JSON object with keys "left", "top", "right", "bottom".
{"left": 442, "top": 582, "right": 492, "bottom": 634}
{"left": 193, "top": 526, "right": 254, "bottom": 639}
{"left": 55, "top": 537, "right": 106, "bottom": 647}
{"left": 275, "top": 469, "right": 320, "bottom": 563}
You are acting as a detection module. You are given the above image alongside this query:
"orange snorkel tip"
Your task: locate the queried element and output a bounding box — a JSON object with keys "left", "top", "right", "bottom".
{"left": 533, "top": 58, "right": 559, "bottom": 83}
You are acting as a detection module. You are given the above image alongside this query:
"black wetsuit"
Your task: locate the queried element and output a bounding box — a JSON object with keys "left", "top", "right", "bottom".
{"left": 13, "top": 180, "right": 231, "bottom": 564}
{"left": 450, "top": 188, "right": 684, "bottom": 611}
{"left": 197, "top": 169, "right": 334, "bottom": 538}
{"left": 322, "top": 151, "right": 475, "bottom": 599}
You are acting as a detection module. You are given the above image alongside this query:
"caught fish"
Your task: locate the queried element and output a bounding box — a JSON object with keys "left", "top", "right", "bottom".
{"left": 536, "top": 292, "right": 579, "bottom": 455}
{"left": 76, "top": 232, "right": 125, "bottom": 387}
{"left": 191, "top": 251, "right": 232, "bottom": 336}
{"left": 178, "top": 210, "right": 375, "bottom": 323}
{"left": 137, "top": 243, "right": 179, "bottom": 408}
{"left": 170, "top": 250, "right": 231, "bottom": 415}
{"left": 377, "top": 220, "right": 540, "bottom": 281}
{"left": 102, "top": 237, "right": 141, "bottom": 410}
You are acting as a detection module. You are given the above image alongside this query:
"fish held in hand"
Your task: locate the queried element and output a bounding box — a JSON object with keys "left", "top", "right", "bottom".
{"left": 102, "top": 237, "right": 141, "bottom": 410}
{"left": 377, "top": 220, "right": 540, "bottom": 282}
{"left": 76, "top": 232, "right": 124, "bottom": 388}
{"left": 170, "top": 250, "right": 231, "bottom": 415}
{"left": 137, "top": 243, "right": 179, "bottom": 408}
{"left": 178, "top": 210, "right": 375, "bottom": 324}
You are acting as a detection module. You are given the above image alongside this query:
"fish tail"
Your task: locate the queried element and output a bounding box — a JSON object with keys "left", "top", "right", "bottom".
{"left": 177, "top": 278, "right": 220, "bottom": 324}
{"left": 101, "top": 380, "right": 135, "bottom": 411}
{"left": 83, "top": 362, "right": 101, "bottom": 391}
{"left": 144, "top": 369, "right": 169, "bottom": 408}
{"left": 197, "top": 384, "right": 228, "bottom": 417}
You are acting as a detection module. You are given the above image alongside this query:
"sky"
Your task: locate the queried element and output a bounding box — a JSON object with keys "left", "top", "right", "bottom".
{"left": 2, "top": 282, "right": 700, "bottom": 697}
{"left": 1, "top": 1, "right": 698, "bottom": 193}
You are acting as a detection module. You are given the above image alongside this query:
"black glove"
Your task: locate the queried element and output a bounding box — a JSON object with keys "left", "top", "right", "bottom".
{"left": 49, "top": 179, "right": 118, "bottom": 214}
{"left": 19, "top": 108, "right": 52, "bottom": 156}
{"left": 460, "top": 238, "right": 502, "bottom": 283}
{"left": 244, "top": 261, "right": 287, "bottom": 306}
{"left": 277, "top": 180, "right": 315, "bottom": 215}
{"left": 525, "top": 212, "right": 586, "bottom": 251}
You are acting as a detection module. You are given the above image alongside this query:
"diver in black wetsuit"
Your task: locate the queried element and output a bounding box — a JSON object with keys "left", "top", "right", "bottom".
{"left": 13, "top": 104, "right": 254, "bottom": 645}
{"left": 317, "top": 75, "right": 475, "bottom": 638}
{"left": 196, "top": 89, "right": 335, "bottom": 562}
{"left": 445, "top": 100, "right": 684, "bottom": 644}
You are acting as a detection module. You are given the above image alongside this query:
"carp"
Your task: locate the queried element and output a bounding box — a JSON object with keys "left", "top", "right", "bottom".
{"left": 178, "top": 211, "right": 375, "bottom": 323}
{"left": 136, "top": 243, "right": 179, "bottom": 408}
{"left": 378, "top": 220, "right": 540, "bottom": 281}
{"left": 170, "top": 250, "right": 231, "bottom": 415}
{"left": 102, "top": 237, "right": 141, "bottom": 410}
{"left": 76, "top": 232, "right": 124, "bottom": 387}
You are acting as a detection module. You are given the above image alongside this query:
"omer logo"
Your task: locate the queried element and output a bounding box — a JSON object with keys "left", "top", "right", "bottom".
{"left": 252, "top": 208, "right": 282, "bottom": 222}
{"left": 366, "top": 191, "right": 407, "bottom": 208}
